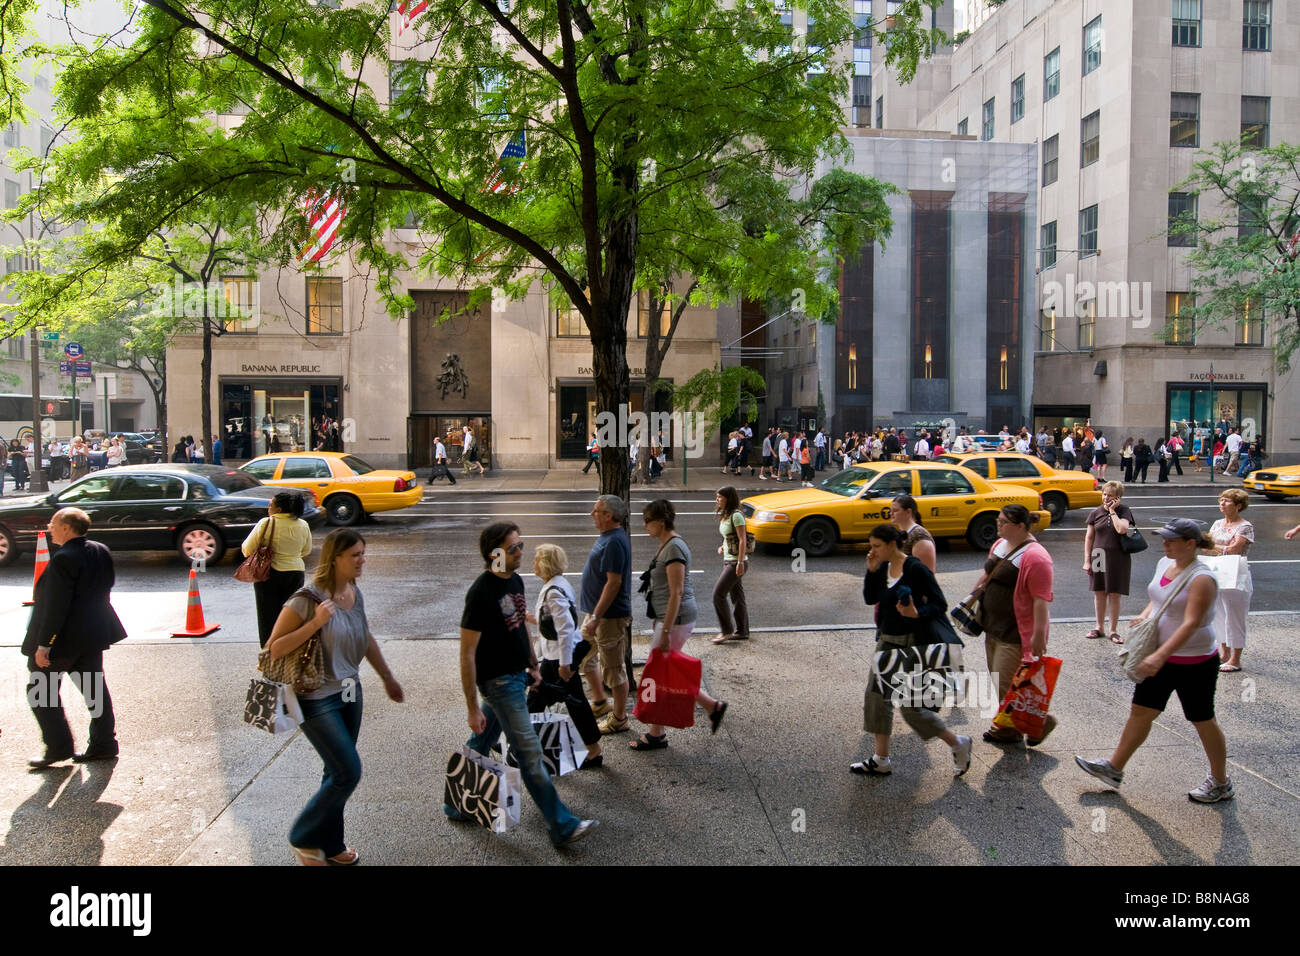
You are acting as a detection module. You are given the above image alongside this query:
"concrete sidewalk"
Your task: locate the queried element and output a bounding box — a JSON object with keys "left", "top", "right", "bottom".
{"left": 1, "top": 595, "right": 1294, "bottom": 866}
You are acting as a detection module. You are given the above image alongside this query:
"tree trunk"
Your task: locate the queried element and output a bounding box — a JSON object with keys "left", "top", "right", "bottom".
{"left": 200, "top": 313, "right": 213, "bottom": 464}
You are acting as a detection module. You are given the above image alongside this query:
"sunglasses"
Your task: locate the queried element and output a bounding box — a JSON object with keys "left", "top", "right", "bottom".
{"left": 506, "top": 542, "right": 524, "bottom": 555}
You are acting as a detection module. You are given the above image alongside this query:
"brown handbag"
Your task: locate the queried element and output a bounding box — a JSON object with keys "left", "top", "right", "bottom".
{"left": 234, "top": 518, "right": 275, "bottom": 583}
{"left": 257, "top": 588, "right": 326, "bottom": 693}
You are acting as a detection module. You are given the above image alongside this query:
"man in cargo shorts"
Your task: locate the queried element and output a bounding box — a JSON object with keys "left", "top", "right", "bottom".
{"left": 580, "top": 495, "right": 633, "bottom": 734}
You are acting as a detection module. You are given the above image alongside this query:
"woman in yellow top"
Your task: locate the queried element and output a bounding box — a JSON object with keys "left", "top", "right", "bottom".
{"left": 243, "top": 491, "right": 314, "bottom": 646}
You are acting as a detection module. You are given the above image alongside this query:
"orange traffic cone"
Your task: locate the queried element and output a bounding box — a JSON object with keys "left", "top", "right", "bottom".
{"left": 171, "top": 568, "right": 220, "bottom": 637}
{"left": 22, "top": 532, "right": 50, "bottom": 607}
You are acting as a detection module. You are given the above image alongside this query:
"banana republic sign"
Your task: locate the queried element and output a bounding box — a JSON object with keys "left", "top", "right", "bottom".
{"left": 240, "top": 363, "right": 323, "bottom": 374}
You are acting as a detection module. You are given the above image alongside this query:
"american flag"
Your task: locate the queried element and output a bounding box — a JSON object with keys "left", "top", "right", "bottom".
{"left": 395, "top": 0, "right": 429, "bottom": 36}
{"left": 299, "top": 189, "right": 346, "bottom": 262}
{"left": 484, "top": 130, "right": 527, "bottom": 193}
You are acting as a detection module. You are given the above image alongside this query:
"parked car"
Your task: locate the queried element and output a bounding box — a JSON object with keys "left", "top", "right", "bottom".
{"left": 239, "top": 451, "right": 423, "bottom": 525}
{"left": 110, "top": 432, "right": 165, "bottom": 464}
{"left": 933, "top": 452, "right": 1102, "bottom": 524}
{"left": 0, "top": 464, "right": 324, "bottom": 566}
{"left": 741, "top": 461, "right": 1051, "bottom": 557}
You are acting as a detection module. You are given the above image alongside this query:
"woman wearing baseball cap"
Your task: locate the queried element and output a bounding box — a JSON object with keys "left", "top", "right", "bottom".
{"left": 1075, "top": 518, "right": 1233, "bottom": 803}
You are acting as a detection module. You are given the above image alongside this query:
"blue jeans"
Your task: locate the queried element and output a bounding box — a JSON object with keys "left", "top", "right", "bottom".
{"left": 447, "top": 671, "right": 581, "bottom": 845}
{"left": 290, "top": 685, "right": 362, "bottom": 857}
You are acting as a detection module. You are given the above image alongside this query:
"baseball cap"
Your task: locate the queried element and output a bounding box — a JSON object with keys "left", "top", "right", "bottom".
{"left": 1153, "top": 517, "right": 1207, "bottom": 541}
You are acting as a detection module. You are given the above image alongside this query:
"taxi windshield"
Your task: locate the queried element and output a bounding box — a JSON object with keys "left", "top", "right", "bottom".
{"left": 820, "top": 467, "right": 878, "bottom": 497}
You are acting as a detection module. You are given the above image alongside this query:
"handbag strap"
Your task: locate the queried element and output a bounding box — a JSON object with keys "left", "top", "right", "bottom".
{"left": 1147, "top": 561, "right": 1202, "bottom": 631}
{"left": 975, "top": 539, "right": 1034, "bottom": 595}
{"left": 260, "top": 516, "right": 276, "bottom": 550}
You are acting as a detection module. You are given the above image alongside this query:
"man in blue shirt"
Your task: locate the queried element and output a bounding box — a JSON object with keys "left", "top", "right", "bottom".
{"left": 211, "top": 434, "right": 223, "bottom": 465}
{"left": 579, "top": 495, "right": 632, "bottom": 734}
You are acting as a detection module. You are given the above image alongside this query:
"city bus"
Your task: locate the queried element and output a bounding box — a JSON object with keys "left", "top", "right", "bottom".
{"left": 0, "top": 394, "right": 80, "bottom": 447}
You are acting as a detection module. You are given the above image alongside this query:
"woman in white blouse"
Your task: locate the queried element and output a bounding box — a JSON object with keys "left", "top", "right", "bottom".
{"left": 1206, "top": 489, "right": 1253, "bottom": 672}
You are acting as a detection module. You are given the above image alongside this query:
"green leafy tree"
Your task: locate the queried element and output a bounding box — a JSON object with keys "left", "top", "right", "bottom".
{"left": 29, "top": 0, "right": 939, "bottom": 497}
{"left": 1174, "top": 141, "right": 1300, "bottom": 367}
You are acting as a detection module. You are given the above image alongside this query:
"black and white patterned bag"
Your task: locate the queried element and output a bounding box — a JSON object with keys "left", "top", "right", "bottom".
{"left": 503, "top": 712, "right": 588, "bottom": 777}
{"left": 444, "top": 747, "right": 522, "bottom": 833}
{"left": 243, "top": 677, "right": 303, "bottom": 734}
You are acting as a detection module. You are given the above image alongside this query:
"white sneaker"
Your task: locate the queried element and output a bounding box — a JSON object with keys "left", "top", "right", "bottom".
{"left": 759, "top": 474, "right": 768, "bottom": 480}
{"left": 952, "top": 735, "right": 972, "bottom": 776}
{"left": 1188, "top": 774, "right": 1234, "bottom": 804}
{"left": 850, "top": 755, "right": 892, "bottom": 775}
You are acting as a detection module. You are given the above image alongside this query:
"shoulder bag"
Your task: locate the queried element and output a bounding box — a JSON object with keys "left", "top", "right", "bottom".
{"left": 950, "top": 540, "right": 1032, "bottom": 637}
{"left": 257, "top": 588, "right": 326, "bottom": 692}
{"left": 723, "top": 514, "right": 756, "bottom": 559}
{"left": 637, "top": 538, "right": 674, "bottom": 619}
{"left": 234, "top": 518, "right": 276, "bottom": 583}
{"left": 1118, "top": 562, "right": 1201, "bottom": 683}
{"left": 1119, "top": 515, "right": 1148, "bottom": 554}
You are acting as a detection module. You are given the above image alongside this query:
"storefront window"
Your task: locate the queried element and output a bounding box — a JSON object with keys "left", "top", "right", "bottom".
{"left": 557, "top": 384, "right": 655, "bottom": 460}
{"left": 1167, "top": 384, "right": 1265, "bottom": 446}
{"left": 221, "top": 381, "right": 341, "bottom": 459}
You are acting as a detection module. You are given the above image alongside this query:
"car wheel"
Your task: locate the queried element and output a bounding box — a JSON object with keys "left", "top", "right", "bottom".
{"left": 0, "top": 525, "right": 18, "bottom": 567}
{"left": 176, "top": 523, "right": 226, "bottom": 565}
{"left": 793, "top": 517, "right": 837, "bottom": 558}
{"left": 966, "top": 513, "right": 999, "bottom": 551}
{"left": 1265, "top": 493, "right": 1289, "bottom": 502}
{"left": 1042, "top": 492, "right": 1068, "bottom": 525}
{"left": 325, "top": 493, "right": 362, "bottom": 526}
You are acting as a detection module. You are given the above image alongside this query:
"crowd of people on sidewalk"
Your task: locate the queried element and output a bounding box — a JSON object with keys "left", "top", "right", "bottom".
{"left": 21, "top": 468, "right": 1262, "bottom": 862}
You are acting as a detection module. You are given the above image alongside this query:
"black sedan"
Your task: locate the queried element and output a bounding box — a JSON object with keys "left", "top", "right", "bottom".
{"left": 0, "top": 464, "right": 324, "bottom": 567}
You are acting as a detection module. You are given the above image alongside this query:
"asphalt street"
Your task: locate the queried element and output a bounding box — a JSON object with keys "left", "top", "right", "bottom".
{"left": 4, "top": 485, "right": 1300, "bottom": 637}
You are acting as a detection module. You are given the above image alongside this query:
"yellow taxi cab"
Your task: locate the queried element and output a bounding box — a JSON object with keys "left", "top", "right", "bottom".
{"left": 239, "top": 451, "right": 423, "bottom": 526}
{"left": 741, "top": 461, "right": 1051, "bottom": 557}
{"left": 1242, "top": 464, "right": 1300, "bottom": 501}
{"left": 934, "top": 452, "right": 1101, "bottom": 524}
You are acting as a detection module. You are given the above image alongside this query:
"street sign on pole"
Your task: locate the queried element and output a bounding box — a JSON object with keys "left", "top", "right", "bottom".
{"left": 59, "top": 361, "right": 73, "bottom": 373}
{"left": 64, "top": 342, "right": 84, "bottom": 358}
{"left": 41, "top": 331, "right": 60, "bottom": 341}
{"left": 75, "top": 361, "right": 92, "bottom": 379}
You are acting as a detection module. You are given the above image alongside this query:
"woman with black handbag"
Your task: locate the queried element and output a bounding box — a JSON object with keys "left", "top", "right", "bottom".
{"left": 268, "top": 529, "right": 404, "bottom": 864}
{"left": 242, "top": 491, "right": 314, "bottom": 647}
{"left": 855, "top": 524, "right": 971, "bottom": 777}
{"left": 1083, "top": 481, "right": 1134, "bottom": 645}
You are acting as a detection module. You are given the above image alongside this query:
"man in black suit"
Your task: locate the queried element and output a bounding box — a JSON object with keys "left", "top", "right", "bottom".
{"left": 23, "top": 507, "right": 127, "bottom": 769}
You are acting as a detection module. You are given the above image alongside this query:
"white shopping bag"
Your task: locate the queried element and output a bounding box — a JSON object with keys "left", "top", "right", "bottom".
{"left": 444, "top": 747, "right": 523, "bottom": 833}
{"left": 244, "top": 678, "right": 303, "bottom": 734}
{"left": 502, "top": 712, "right": 589, "bottom": 777}
{"left": 1200, "top": 554, "right": 1249, "bottom": 592}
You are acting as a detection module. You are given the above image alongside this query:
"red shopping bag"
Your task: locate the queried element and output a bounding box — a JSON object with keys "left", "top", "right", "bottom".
{"left": 633, "top": 648, "right": 702, "bottom": 729}
{"left": 992, "top": 657, "right": 1062, "bottom": 738}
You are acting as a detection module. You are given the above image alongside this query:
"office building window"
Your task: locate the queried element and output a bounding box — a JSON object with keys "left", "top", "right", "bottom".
{"left": 637, "top": 290, "right": 672, "bottom": 338}
{"left": 221, "top": 276, "right": 257, "bottom": 333}
{"left": 1078, "top": 299, "right": 1096, "bottom": 350}
{"left": 1043, "top": 47, "right": 1060, "bottom": 101}
{"left": 1166, "top": 293, "right": 1195, "bottom": 345}
{"left": 956, "top": 117, "right": 968, "bottom": 136}
{"left": 1243, "top": 0, "right": 1271, "bottom": 51}
{"left": 3, "top": 122, "right": 16, "bottom": 147}
{"left": 911, "top": 193, "right": 950, "bottom": 380}
{"left": 1172, "top": 0, "right": 1201, "bottom": 46}
{"left": 1039, "top": 310, "right": 1057, "bottom": 351}
{"left": 1241, "top": 96, "right": 1269, "bottom": 148}
{"left": 1238, "top": 193, "right": 1266, "bottom": 239}
{"left": 982, "top": 97, "right": 995, "bottom": 141}
{"left": 1168, "top": 192, "right": 1198, "bottom": 247}
{"left": 306, "top": 277, "right": 343, "bottom": 334}
{"left": 1080, "top": 111, "right": 1100, "bottom": 167}
{"left": 1238, "top": 298, "right": 1264, "bottom": 346}
{"left": 875, "top": 95, "right": 883, "bottom": 128}
{"left": 4, "top": 179, "right": 19, "bottom": 209}
{"left": 1079, "top": 204, "right": 1099, "bottom": 257}
{"left": 1083, "top": 16, "right": 1102, "bottom": 74}
{"left": 1011, "top": 75, "right": 1025, "bottom": 124}
{"left": 555, "top": 293, "right": 587, "bottom": 337}
{"left": 1042, "top": 134, "right": 1059, "bottom": 186}
{"left": 1040, "top": 220, "right": 1057, "bottom": 270}
{"left": 1170, "top": 93, "right": 1199, "bottom": 147}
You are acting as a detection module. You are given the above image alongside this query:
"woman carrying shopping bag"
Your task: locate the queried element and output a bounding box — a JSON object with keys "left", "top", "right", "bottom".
{"left": 242, "top": 491, "right": 314, "bottom": 647}
{"left": 1206, "top": 489, "right": 1253, "bottom": 672}
{"left": 855, "top": 524, "right": 971, "bottom": 777}
{"left": 632, "top": 499, "right": 727, "bottom": 751}
{"left": 1076, "top": 519, "right": 1232, "bottom": 803}
{"left": 267, "top": 529, "right": 404, "bottom": 864}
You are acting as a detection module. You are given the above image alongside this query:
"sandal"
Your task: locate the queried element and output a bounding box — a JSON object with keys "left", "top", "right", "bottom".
{"left": 1219, "top": 664, "right": 1242, "bottom": 673}
{"left": 711, "top": 633, "right": 736, "bottom": 645}
{"left": 327, "top": 848, "right": 360, "bottom": 866}
{"left": 629, "top": 734, "right": 668, "bottom": 751}
{"left": 290, "top": 844, "right": 327, "bottom": 866}
{"left": 1109, "top": 633, "right": 1124, "bottom": 645}
{"left": 709, "top": 701, "right": 728, "bottom": 735}
{"left": 1084, "top": 629, "right": 1104, "bottom": 640}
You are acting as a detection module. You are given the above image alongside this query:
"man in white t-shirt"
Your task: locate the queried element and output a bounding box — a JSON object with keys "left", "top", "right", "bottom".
{"left": 913, "top": 434, "right": 930, "bottom": 460}
{"left": 1223, "top": 429, "right": 1243, "bottom": 475}
{"left": 1061, "top": 433, "right": 1076, "bottom": 470}
{"left": 1014, "top": 434, "right": 1030, "bottom": 455}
